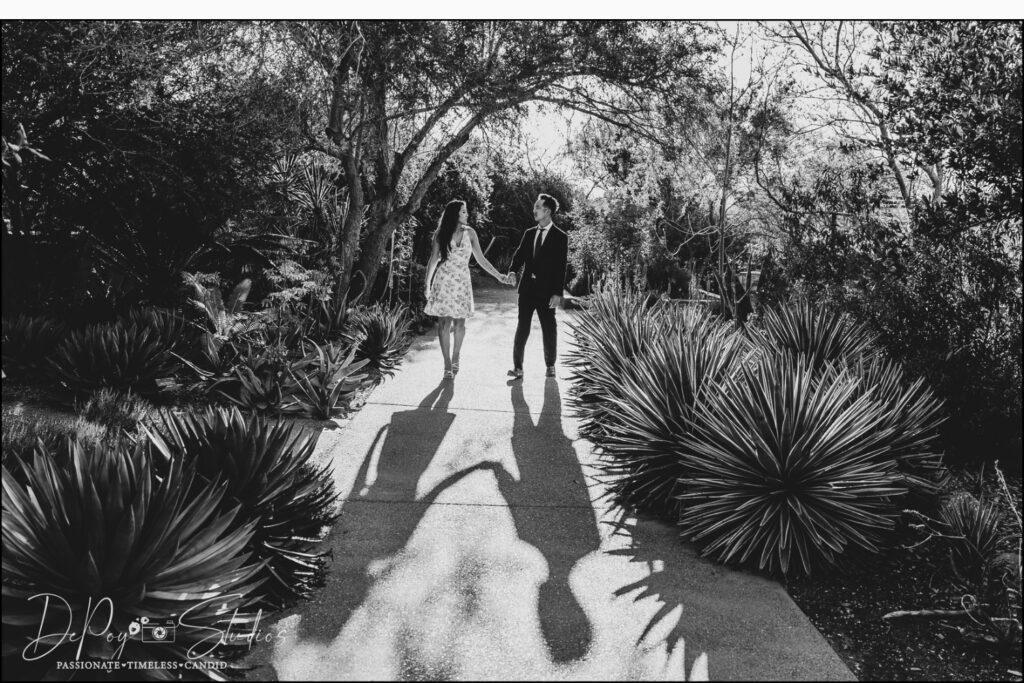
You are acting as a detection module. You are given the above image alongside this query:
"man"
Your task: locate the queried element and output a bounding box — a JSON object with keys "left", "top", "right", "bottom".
{"left": 505, "top": 193, "right": 568, "bottom": 379}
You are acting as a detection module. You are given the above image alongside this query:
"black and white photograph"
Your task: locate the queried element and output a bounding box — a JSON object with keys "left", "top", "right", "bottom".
{"left": 1, "top": 6, "right": 1021, "bottom": 682}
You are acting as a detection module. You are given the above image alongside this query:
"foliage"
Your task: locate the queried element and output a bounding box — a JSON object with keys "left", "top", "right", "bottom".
{"left": 565, "top": 285, "right": 666, "bottom": 441}
{"left": 1, "top": 405, "right": 107, "bottom": 480}
{"left": 344, "top": 304, "right": 412, "bottom": 381}
{"left": 186, "top": 272, "right": 257, "bottom": 340}
{"left": 288, "top": 342, "right": 368, "bottom": 419}
{"left": 287, "top": 20, "right": 719, "bottom": 297}
{"left": 48, "top": 321, "right": 177, "bottom": 395}
{"left": 153, "top": 407, "right": 339, "bottom": 607}
{"left": 754, "top": 297, "right": 878, "bottom": 371}
{"left": 939, "top": 493, "right": 1009, "bottom": 585}
{"left": 591, "top": 302, "right": 750, "bottom": 517}
{"left": 677, "top": 352, "right": 908, "bottom": 576}
{"left": 213, "top": 343, "right": 303, "bottom": 414}
{"left": 1, "top": 435, "right": 262, "bottom": 678}
{"left": 2, "top": 21, "right": 302, "bottom": 312}
{"left": 1, "top": 314, "right": 67, "bottom": 379}
{"left": 76, "top": 388, "right": 151, "bottom": 435}
{"left": 122, "top": 306, "right": 195, "bottom": 357}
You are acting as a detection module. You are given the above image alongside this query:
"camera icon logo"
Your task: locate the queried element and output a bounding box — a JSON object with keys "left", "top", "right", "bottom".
{"left": 129, "top": 616, "right": 177, "bottom": 643}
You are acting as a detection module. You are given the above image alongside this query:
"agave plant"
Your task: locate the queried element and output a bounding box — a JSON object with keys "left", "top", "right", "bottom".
{"left": 122, "top": 306, "right": 194, "bottom": 356}
{"left": 288, "top": 342, "right": 369, "bottom": 419}
{"left": 1, "top": 314, "right": 67, "bottom": 379}
{"left": 152, "top": 407, "right": 339, "bottom": 608}
{"left": 2, "top": 436, "right": 263, "bottom": 678}
{"left": 211, "top": 343, "right": 304, "bottom": 414}
{"left": 939, "top": 492, "right": 1008, "bottom": 585}
{"left": 594, "top": 306, "right": 752, "bottom": 517}
{"left": 755, "top": 297, "right": 878, "bottom": 371}
{"left": 49, "top": 321, "right": 177, "bottom": 395}
{"left": 343, "top": 304, "right": 411, "bottom": 381}
{"left": 677, "top": 351, "right": 908, "bottom": 576}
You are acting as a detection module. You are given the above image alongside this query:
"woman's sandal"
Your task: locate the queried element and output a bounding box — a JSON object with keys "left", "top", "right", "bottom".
{"left": 452, "top": 361, "right": 460, "bottom": 376}
{"left": 444, "top": 369, "right": 454, "bottom": 379}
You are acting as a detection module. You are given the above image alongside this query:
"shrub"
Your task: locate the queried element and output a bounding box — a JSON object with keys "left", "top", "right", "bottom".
{"left": 592, "top": 305, "right": 750, "bottom": 517}
{"left": 677, "top": 352, "right": 908, "bottom": 576}
{"left": 2, "top": 436, "right": 263, "bottom": 678}
{"left": 565, "top": 285, "right": 669, "bottom": 441}
{"left": 122, "top": 306, "right": 194, "bottom": 355}
{"left": 939, "top": 492, "right": 1008, "bottom": 585}
{"left": 755, "top": 297, "right": 878, "bottom": 371}
{"left": 153, "top": 407, "right": 339, "bottom": 607}
{"left": 757, "top": 298, "right": 948, "bottom": 496}
{"left": 1, "top": 314, "right": 67, "bottom": 379}
{"left": 77, "top": 388, "right": 151, "bottom": 434}
{"left": 844, "top": 357, "right": 948, "bottom": 497}
{"left": 344, "top": 304, "right": 411, "bottom": 381}
{"left": 212, "top": 343, "right": 303, "bottom": 414}
{"left": 48, "top": 321, "right": 176, "bottom": 395}
{"left": 288, "top": 342, "right": 369, "bottom": 419}
{"left": 1, "top": 405, "right": 108, "bottom": 480}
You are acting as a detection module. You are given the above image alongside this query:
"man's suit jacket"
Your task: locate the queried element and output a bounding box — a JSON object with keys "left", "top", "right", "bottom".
{"left": 510, "top": 224, "right": 568, "bottom": 301}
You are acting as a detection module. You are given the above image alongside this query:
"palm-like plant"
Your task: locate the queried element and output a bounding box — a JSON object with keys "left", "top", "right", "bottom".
{"left": 152, "top": 407, "right": 339, "bottom": 608}
{"left": 593, "top": 305, "right": 751, "bottom": 517}
{"left": 2, "top": 436, "right": 263, "bottom": 679}
{"left": 755, "top": 297, "right": 878, "bottom": 371}
{"left": 288, "top": 342, "right": 369, "bottom": 419}
{"left": 677, "top": 352, "right": 908, "bottom": 576}
{"left": 49, "top": 321, "right": 176, "bottom": 395}
{"left": 1, "top": 314, "right": 67, "bottom": 378}
{"left": 344, "top": 304, "right": 411, "bottom": 381}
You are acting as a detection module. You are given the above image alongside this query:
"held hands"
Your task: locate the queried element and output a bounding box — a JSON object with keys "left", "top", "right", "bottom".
{"left": 503, "top": 272, "right": 517, "bottom": 286}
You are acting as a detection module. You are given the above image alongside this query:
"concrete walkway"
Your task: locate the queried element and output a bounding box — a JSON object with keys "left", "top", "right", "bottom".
{"left": 241, "top": 280, "right": 854, "bottom": 681}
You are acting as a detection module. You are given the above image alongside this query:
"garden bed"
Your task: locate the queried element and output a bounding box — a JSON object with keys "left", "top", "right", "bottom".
{"left": 786, "top": 467, "right": 1023, "bottom": 682}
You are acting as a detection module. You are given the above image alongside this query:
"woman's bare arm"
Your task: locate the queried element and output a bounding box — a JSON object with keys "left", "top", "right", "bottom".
{"left": 467, "top": 228, "right": 506, "bottom": 282}
{"left": 425, "top": 239, "right": 440, "bottom": 298}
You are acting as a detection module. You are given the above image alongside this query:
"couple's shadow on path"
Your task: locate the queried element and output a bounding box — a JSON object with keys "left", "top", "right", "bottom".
{"left": 292, "top": 377, "right": 600, "bottom": 665}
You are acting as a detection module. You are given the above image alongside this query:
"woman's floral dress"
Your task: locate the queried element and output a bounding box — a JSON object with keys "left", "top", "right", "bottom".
{"left": 425, "top": 231, "right": 474, "bottom": 319}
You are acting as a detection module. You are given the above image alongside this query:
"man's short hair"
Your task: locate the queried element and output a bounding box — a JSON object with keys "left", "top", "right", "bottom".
{"left": 537, "top": 193, "right": 560, "bottom": 215}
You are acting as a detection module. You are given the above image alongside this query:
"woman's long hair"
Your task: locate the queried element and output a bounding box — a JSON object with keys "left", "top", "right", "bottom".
{"left": 434, "top": 199, "right": 465, "bottom": 264}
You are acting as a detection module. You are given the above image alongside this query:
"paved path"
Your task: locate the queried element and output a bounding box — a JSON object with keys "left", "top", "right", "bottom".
{"left": 241, "top": 280, "right": 854, "bottom": 681}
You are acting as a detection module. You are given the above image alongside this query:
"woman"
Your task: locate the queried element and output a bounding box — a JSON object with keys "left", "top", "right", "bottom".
{"left": 424, "top": 199, "right": 510, "bottom": 378}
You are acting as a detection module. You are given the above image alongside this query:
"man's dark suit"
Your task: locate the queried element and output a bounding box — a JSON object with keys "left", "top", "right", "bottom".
{"left": 509, "top": 223, "right": 568, "bottom": 370}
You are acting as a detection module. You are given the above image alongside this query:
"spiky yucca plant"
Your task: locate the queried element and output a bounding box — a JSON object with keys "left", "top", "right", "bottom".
{"left": 756, "top": 297, "right": 878, "bottom": 371}
{"left": 49, "top": 321, "right": 176, "bottom": 395}
{"left": 344, "top": 305, "right": 411, "bottom": 381}
{"left": 565, "top": 286, "right": 670, "bottom": 440}
{"left": 842, "top": 357, "right": 948, "bottom": 495}
{"left": 677, "top": 352, "right": 908, "bottom": 576}
{"left": 289, "top": 342, "right": 369, "bottom": 419}
{"left": 153, "top": 407, "right": 339, "bottom": 607}
{"left": 2, "top": 436, "right": 263, "bottom": 679}
{"left": 593, "top": 305, "right": 751, "bottom": 517}
{"left": 1, "top": 314, "right": 67, "bottom": 378}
